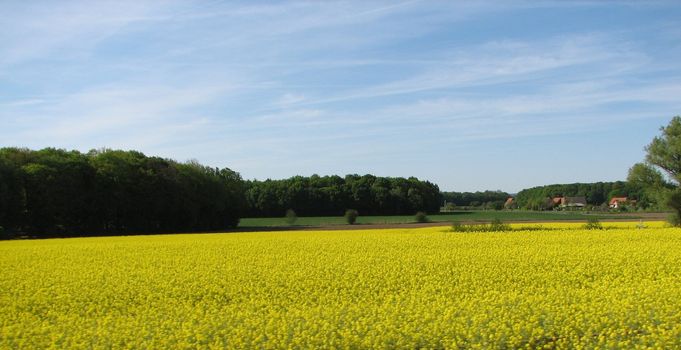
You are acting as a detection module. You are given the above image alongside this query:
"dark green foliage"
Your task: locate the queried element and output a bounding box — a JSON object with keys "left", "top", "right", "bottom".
{"left": 285, "top": 209, "right": 297, "bottom": 225}
{"left": 488, "top": 201, "right": 505, "bottom": 210}
{"left": 451, "top": 223, "right": 484, "bottom": 233}
{"left": 415, "top": 211, "right": 428, "bottom": 223}
{"left": 583, "top": 218, "right": 603, "bottom": 230}
{"left": 245, "top": 174, "right": 440, "bottom": 217}
{"left": 441, "top": 190, "right": 510, "bottom": 209}
{"left": 627, "top": 164, "right": 670, "bottom": 210}
{"left": 646, "top": 116, "right": 681, "bottom": 177}
{"left": 515, "top": 182, "right": 646, "bottom": 209}
{"left": 0, "top": 147, "right": 245, "bottom": 237}
{"left": 451, "top": 221, "right": 465, "bottom": 232}
{"left": 344, "top": 209, "right": 358, "bottom": 225}
{"left": 488, "top": 218, "right": 511, "bottom": 231}
{"left": 629, "top": 116, "right": 681, "bottom": 225}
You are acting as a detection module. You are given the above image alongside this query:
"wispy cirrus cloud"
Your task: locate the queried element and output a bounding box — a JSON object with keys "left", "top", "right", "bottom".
{"left": 263, "top": 33, "right": 649, "bottom": 109}
{"left": 1, "top": 82, "right": 229, "bottom": 150}
{"left": 0, "top": 1, "right": 175, "bottom": 69}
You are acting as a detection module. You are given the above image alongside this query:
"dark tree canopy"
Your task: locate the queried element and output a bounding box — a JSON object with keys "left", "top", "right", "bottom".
{"left": 440, "top": 191, "right": 510, "bottom": 209}
{"left": 0, "top": 148, "right": 245, "bottom": 237}
{"left": 244, "top": 174, "right": 441, "bottom": 217}
{"left": 0, "top": 147, "right": 443, "bottom": 238}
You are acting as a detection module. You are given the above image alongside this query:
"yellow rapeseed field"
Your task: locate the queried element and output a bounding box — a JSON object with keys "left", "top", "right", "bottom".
{"left": 1, "top": 222, "right": 680, "bottom": 349}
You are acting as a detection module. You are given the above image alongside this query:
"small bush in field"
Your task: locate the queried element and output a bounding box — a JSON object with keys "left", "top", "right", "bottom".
{"left": 344, "top": 209, "right": 359, "bottom": 225}
{"left": 488, "top": 218, "right": 511, "bottom": 232}
{"left": 583, "top": 217, "right": 603, "bottom": 230}
{"left": 451, "top": 221, "right": 465, "bottom": 232}
{"left": 285, "top": 209, "right": 297, "bottom": 225}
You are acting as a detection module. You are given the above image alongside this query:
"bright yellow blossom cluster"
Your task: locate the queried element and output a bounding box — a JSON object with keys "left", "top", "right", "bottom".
{"left": 1, "top": 222, "right": 680, "bottom": 348}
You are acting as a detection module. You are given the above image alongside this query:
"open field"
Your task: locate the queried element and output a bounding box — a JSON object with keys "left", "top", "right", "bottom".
{"left": 2, "top": 221, "right": 681, "bottom": 348}
{"left": 238, "top": 210, "right": 662, "bottom": 228}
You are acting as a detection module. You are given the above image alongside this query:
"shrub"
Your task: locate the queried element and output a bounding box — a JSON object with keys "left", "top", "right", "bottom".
{"left": 667, "top": 213, "right": 681, "bottom": 227}
{"left": 451, "top": 219, "right": 512, "bottom": 233}
{"left": 415, "top": 211, "right": 429, "bottom": 223}
{"left": 583, "top": 217, "right": 603, "bottom": 230}
{"left": 451, "top": 221, "right": 465, "bottom": 232}
{"left": 488, "top": 218, "right": 511, "bottom": 232}
{"left": 345, "top": 209, "right": 358, "bottom": 225}
{"left": 466, "top": 223, "right": 488, "bottom": 232}
{"left": 285, "top": 209, "right": 297, "bottom": 225}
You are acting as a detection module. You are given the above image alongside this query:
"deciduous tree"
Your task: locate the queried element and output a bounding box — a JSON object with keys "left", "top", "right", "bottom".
{"left": 628, "top": 116, "right": 681, "bottom": 224}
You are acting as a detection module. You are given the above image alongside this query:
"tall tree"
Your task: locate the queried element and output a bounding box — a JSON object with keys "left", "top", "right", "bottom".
{"left": 628, "top": 116, "right": 681, "bottom": 223}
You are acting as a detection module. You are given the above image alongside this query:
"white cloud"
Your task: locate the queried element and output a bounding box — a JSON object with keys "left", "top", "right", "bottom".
{"left": 276, "top": 93, "right": 307, "bottom": 106}
{"left": 1, "top": 82, "right": 229, "bottom": 150}
{"left": 268, "top": 33, "right": 648, "bottom": 109}
{"left": 0, "top": 1, "right": 176, "bottom": 70}
{"left": 0, "top": 99, "right": 47, "bottom": 107}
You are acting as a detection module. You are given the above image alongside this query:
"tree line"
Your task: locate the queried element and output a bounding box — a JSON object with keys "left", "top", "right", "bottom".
{"left": 441, "top": 190, "right": 511, "bottom": 209}
{"left": 244, "top": 174, "right": 441, "bottom": 217}
{"left": 0, "top": 148, "right": 443, "bottom": 237}
{"left": 0, "top": 148, "right": 244, "bottom": 238}
{"left": 514, "top": 181, "right": 649, "bottom": 210}
{"left": 628, "top": 116, "right": 681, "bottom": 224}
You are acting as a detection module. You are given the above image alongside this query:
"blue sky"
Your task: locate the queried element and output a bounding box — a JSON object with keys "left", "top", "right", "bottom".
{"left": 1, "top": 1, "right": 680, "bottom": 192}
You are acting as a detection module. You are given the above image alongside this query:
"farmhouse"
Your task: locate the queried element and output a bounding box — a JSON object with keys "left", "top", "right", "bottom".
{"left": 565, "top": 197, "right": 587, "bottom": 208}
{"left": 609, "top": 197, "right": 635, "bottom": 209}
{"left": 552, "top": 196, "right": 587, "bottom": 209}
{"left": 504, "top": 197, "right": 517, "bottom": 209}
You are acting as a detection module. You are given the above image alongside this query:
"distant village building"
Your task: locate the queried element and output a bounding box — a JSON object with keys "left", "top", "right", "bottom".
{"left": 551, "top": 196, "right": 587, "bottom": 209}
{"left": 504, "top": 197, "right": 517, "bottom": 209}
{"left": 609, "top": 197, "right": 635, "bottom": 209}
{"left": 563, "top": 197, "right": 587, "bottom": 208}
{"left": 552, "top": 197, "right": 563, "bottom": 207}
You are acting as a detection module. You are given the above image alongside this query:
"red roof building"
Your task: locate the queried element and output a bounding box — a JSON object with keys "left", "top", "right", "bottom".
{"left": 609, "top": 197, "right": 628, "bottom": 209}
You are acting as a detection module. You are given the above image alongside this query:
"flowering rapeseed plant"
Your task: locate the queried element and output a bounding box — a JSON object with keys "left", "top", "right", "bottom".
{"left": 0, "top": 222, "right": 679, "bottom": 348}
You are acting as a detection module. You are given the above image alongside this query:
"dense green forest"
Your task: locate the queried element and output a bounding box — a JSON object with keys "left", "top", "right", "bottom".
{"left": 440, "top": 190, "right": 511, "bottom": 209}
{"left": 0, "top": 148, "right": 442, "bottom": 236}
{"left": 244, "top": 175, "right": 441, "bottom": 217}
{"left": 0, "top": 148, "right": 244, "bottom": 237}
{"left": 515, "top": 182, "right": 650, "bottom": 210}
